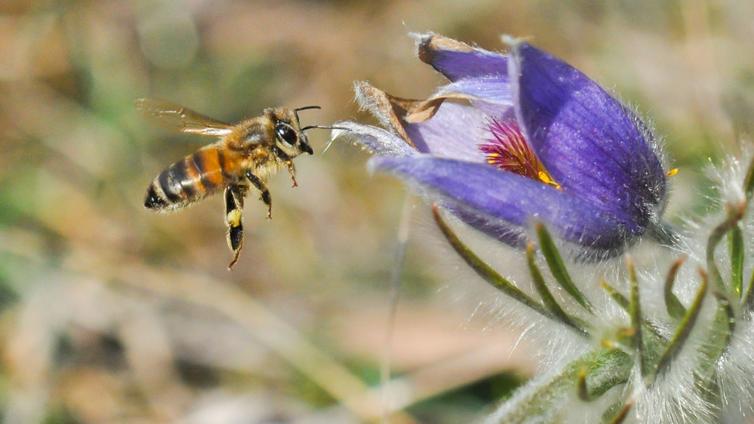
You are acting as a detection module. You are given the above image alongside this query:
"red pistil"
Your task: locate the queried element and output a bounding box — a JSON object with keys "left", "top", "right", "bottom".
{"left": 479, "top": 119, "right": 561, "bottom": 190}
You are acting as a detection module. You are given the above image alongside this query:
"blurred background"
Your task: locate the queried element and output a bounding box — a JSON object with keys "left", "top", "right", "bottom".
{"left": 0, "top": 0, "right": 752, "bottom": 422}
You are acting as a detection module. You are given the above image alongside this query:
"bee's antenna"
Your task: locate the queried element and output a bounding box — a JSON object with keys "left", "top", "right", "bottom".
{"left": 301, "top": 125, "right": 350, "bottom": 132}
{"left": 294, "top": 105, "right": 321, "bottom": 127}
{"left": 294, "top": 105, "right": 322, "bottom": 113}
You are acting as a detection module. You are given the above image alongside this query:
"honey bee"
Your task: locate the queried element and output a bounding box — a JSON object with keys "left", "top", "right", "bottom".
{"left": 138, "top": 98, "right": 325, "bottom": 269}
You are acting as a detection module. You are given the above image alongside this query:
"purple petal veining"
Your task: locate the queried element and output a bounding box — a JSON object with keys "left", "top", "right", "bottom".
{"left": 510, "top": 42, "right": 667, "bottom": 227}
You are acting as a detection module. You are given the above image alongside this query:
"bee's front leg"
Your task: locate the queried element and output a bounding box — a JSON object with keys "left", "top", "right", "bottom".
{"left": 271, "top": 146, "right": 298, "bottom": 187}
{"left": 285, "top": 161, "right": 298, "bottom": 188}
{"left": 224, "top": 184, "right": 248, "bottom": 269}
{"left": 245, "top": 171, "right": 272, "bottom": 219}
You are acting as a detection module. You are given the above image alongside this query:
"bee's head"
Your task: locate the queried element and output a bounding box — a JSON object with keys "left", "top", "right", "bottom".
{"left": 269, "top": 106, "right": 319, "bottom": 157}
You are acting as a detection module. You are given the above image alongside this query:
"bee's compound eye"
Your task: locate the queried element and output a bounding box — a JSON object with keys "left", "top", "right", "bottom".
{"left": 275, "top": 124, "right": 297, "bottom": 146}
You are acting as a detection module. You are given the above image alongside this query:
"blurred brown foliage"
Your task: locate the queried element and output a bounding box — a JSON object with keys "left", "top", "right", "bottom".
{"left": 0, "top": 0, "right": 752, "bottom": 422}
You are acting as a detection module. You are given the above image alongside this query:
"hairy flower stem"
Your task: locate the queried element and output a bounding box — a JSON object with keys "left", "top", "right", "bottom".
{"left": 487, "top": 349, "right": 632, "bottom": 424}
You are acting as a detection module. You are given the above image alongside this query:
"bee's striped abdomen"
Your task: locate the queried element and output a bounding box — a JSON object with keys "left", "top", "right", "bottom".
{"left": 144, "top": 146, "right": 237, "bottom": 211}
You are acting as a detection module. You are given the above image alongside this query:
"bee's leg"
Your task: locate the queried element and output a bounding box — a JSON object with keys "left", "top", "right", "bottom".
{"left": 286, "top": 161, "right": 298, "bottom": 188}
{"left": 245, "top": 171, "right": 272, "bottom": 219}
{"left": 271, "top": 146, "right": 298, "bottom": 187}
{"left": 224, "top": 184, "right": 248, "bottom": 269}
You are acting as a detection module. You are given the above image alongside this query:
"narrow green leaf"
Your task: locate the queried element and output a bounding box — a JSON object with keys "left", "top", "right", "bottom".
{"left": 712, "top": 292, "right": 736, "bottom": 335}
{"left": 578, "top": 351, "right": 634, "bottom": 404}
{"left": 743, "top": 156, "right": 754, "bottom": 201}
{"left": 600, "top": 279, "right": 628, "bottom": 310}
{"left": 535, "top": 222, "right": 594, "bottom": 313}
{"left": 744, "top": 268, "right": 754, "bottom": 312}
{"left": 606, "top": 400, "right": 633, "bottom": 424}
{"left": 601, "top": 400, "right": 626, "bottom": 424}
{"left": 706, "top": 204, "right": 744, "bottom": 325}
{"left": 664, "top": 257, "right": 687, "bottom": 320}
{"left": 600, "top": 279, "right": 669, "bottom": 350}
{"left": 432, "top": 207, "right": 551, "bottom": 320}
{"left": 627, "top": 257, "right": 649, "bottom": 380}
{"left": 652, "top": 269, "right": 708, "bottom": 381}
{"left": 526, "top": 243, "right": 589, "bottom": 335}
{"left": 728, "top": 224, "right": 744, "bottom": 297}
{"left": 577, "top": 367, "right": 591, "bottom": 401}
{"left": 704, "top": 204, "right": 744, "bottom": 338}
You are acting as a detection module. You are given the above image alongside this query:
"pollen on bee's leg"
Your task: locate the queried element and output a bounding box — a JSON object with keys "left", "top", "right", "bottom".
{"left": 226, "top": 209, "right": 243, "bottom": 227}
{"left": 479, "top": 119, "right": 561, "bottom": 190}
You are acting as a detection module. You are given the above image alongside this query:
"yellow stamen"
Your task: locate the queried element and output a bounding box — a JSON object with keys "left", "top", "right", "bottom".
{"left": 666, "top": 168, "right": 679, "bottom": 177}
{"left": 537, "top": 171, "right": 562, "bottom": 191}
{"left": 481, "top": 119, "right": 563, "bottom": 191}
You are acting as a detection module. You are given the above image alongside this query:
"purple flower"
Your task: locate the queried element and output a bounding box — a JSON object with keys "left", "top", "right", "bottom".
{"left": 335, "top": 34, "right": 672, "bottom": 257}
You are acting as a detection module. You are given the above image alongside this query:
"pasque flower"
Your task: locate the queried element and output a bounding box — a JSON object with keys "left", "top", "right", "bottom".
{"left": 334, "top": 34, "right": 672, "bottom": 256}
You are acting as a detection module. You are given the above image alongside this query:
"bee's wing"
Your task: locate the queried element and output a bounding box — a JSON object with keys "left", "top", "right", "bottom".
{"left": 136, "top": 98, "right": 233, "bottom": 137}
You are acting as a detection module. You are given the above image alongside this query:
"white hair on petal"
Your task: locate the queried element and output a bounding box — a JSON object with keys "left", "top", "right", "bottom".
{"left": 328, "top": 121, "right": 414, "bottom": 157}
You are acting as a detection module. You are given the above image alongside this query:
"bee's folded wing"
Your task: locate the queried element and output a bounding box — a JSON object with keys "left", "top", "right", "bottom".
{"left": 136, "top": 98, "right": 233, "bottom": 136}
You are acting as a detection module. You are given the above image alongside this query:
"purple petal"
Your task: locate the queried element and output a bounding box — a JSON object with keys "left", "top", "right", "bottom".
{"left": 330, "top": 122, "right": 415, "bottom": 157}
{"left": 403, "top": 101, "right": 489, "bottom": 163}
{"left": 432, "top": 76, "right": 512, "bottom": 116}
{"left": 510, "top": 42, "right": 667, "bottom": 228}
{"left": 371, "top": 155, "right": 642, "bottom": 251}
{"left": 354, "top": 80, "right": 511, "bottom": 162}
{"left": 414, "top": 33, "right": 508, "bottom": 82}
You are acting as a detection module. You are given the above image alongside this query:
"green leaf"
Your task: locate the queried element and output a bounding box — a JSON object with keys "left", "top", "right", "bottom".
{"left": 577, "top": 368, "right": 591, "bottom": 401}
{"left": 600, "top": 279, "right": 628, "bottom": 310}
{"left": 664, "top": 257, "right": 687, "bottom": 320}
{"left": 627, "top": 257, "right": 649, "bottom": 380}
{"left": 705, "top": 205, "right": 743, "bottom": 337}
{"left": 526, "top": 243, "right": 589, "bottom": 335}
{"left": 432, "top": 207, "right": 551, "bottom": 321}
{"left": 600, "top": 278, "right": 668, "bottom": 349}
{"left": 743, "top": 156, "right": 754, "bottom": 201}
{"left": 705, "top": 204, "right": 744, "bottom": 325}
{"left": 728, "top": 225, "right": 744, "bottom": 297}
{"left": 652, "top": 269, "right": 708, "bottom": 382}
{"left": 744, "top": 268, "right": 754, "bottom": 312}
{"left": 535, "top": 223, "right": 594, "bottom": 313}
{"left": 604, "top": 400, "right": 633, "bottom": 424}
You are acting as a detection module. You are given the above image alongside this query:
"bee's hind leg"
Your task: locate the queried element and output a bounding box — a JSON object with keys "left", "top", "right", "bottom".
{"left": 245, "top": 171, "right": 272, "bottom": 219}
{"left": 224, "top": 184, "right": 248, "bottom": 269}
